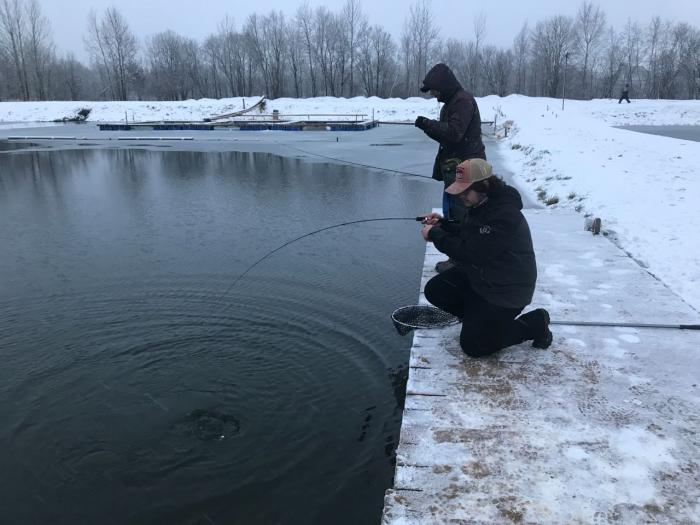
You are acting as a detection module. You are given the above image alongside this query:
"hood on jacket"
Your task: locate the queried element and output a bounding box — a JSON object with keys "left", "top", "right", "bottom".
{"left": 420, "top": 63, "right": 463, "bottom": 102}
{"left": 489, "top": 181, "right": 524, "bottom": 211}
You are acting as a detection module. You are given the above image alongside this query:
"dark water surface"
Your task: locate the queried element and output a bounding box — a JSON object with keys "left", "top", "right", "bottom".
{"left": 0, "top": 146, "right": 437, "bottom": 524}
{"left": 616, "top": 124, "right": 700, "bottom": 142}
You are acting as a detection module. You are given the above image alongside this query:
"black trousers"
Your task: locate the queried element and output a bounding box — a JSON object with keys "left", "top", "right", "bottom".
{"left": 618, "top": 94, "right": 630, "bottom": 103}
{"left": 424, "top": 267, "right": 531, "bottom": 357}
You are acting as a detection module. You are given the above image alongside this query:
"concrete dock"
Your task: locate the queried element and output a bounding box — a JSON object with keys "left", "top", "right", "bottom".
{"left": 382, "top": 210, "right": 700, "bottom": 524}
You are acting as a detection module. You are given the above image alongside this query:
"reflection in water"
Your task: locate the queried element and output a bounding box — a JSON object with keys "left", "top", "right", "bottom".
{"left": 0, "top": 148, "right": 438, "bottom": 525}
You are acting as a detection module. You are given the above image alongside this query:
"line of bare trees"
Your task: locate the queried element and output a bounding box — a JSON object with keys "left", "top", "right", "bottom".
{"left": 1, "top": 0, "right": 699, "bottom": 102}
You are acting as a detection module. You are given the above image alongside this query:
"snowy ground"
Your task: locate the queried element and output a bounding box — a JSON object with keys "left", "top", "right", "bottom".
{"left": 2, "top": 95, "right": 699, "bottom": 311}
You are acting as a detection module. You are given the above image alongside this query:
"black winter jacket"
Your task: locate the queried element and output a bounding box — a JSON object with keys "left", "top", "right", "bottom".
{"left": 427, "top": 183, "right": 537, "bottom": 308}
{"left": 419, "top": 64, "right": 486, "bottom": 183}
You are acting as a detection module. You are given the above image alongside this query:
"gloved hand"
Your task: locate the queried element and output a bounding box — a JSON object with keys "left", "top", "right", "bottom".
{"left": 414, "top": 116, "right": 428, "bottom": 129}
{"left": 421, "top": 224, "right": 434, "bottom": 241}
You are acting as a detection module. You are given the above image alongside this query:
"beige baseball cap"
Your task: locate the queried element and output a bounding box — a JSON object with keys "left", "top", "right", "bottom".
{"left": 445, "top": 158, "right": 493, "bottom": 195}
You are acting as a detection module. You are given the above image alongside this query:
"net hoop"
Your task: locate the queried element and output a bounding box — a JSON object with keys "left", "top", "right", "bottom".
{"left": 391, "top": 305, "right": 460, "bottom": 336}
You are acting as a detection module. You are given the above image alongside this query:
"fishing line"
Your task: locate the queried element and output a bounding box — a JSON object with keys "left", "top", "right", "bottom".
{"left": 211, "top": 216, "right": 428, "bottom": 314}
{"left": 275, "top": 141, "right": 431, "bottom": 180}
{"left": 207, "top": 215, "right": 700, "bottom": 334}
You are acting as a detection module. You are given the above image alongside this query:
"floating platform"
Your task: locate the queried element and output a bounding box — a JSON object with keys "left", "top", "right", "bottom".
{"left": 98, "top": 120, "right": 378, "bottom": 132}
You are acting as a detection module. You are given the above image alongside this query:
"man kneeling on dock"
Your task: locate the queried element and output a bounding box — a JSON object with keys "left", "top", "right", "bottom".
{"left": 419, "top": 159, "right": 552, "bottom": 357}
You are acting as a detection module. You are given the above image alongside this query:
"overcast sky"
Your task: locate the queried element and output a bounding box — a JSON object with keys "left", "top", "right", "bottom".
{"left": 38, "top": 0, "right": 700, "bottom": 61}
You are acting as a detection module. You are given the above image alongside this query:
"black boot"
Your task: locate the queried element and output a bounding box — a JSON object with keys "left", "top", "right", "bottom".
{"left": 518, "top": 309, "right": 553, "bottom": 349}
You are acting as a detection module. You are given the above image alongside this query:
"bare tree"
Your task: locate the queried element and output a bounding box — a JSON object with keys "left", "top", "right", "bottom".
{"left": 85, "top": 10, "right": 112, "bottom": 98}
{"left": 262, "top": 11, "right": 288, "bottom": 99}
{"left": 645, "top": 16, "right": 664, "bottom": 98}
{"left": 621, "top": 18, "right": 643, "bottom": 91}
{"left": 674, "top": 23, "right": 699, "bottom": 99}
{"left": 0, "top": 0, "right": 30, "bottom": 99}
{"left": 24, "top": 0, "right": 52, "bottom": 99}
{"left": 146, "top": 30, "right": 190, "bottom": 100}
{"left": 182, "top": 38, "right": 205, "bottom": 98}
{"left": 202, "top": 34, "right": 223, "bottom": 98}
{"left": 243, "top": 14, "right": 269, "bottom": 95}
{"left": 357, "top": 24, "right": 396, "bottom": 96}
{"left": 512, "top": 22, "right": 529, "bottom": 94}
{"left": 51, "top": 52, "right": 93, "bottom": 100}
{"left": 312, "top": 6, "right": 344, "bottom": 96}
{"left": 601, "top": 26, "right": 623, "bottom": 97}
{"left": 400, "top": 0, "right": 439, "bottom": 96}
{"left": 341, "top": 0, "right": 367, "bottom": 96}
{"left": 2, "top": 1, "right": 700, "bottom": 101}
{"left": 440, "top": 38, "right": 471, "bottom": 92}
{"left": 471, "top": 11, "right": 487, "bottom": 95}
{"left": 297, "top": 2, "right": 317, "bottom": 97}
{"left": 85, "top": 7, "right": 138, "bottom": 100}
{"left": 531, "top": 15, "right": 576, "bottom": 97}
{"left": 245, "top": 11, "right": 288, "bottom": 98}
{"left": 287, "top": 24, "right": 304, "bottom": 97}
{"left": 216, "top": 18, "right": 251, "bottom": 96}
{"left": 654, "top": 22, "right": 696, "bottom": 98}
{"left": 482, "top": 46, "right": 513, "bottom": 96}
{"left": 575, "top": 2, "right": 606, "bottom": 98}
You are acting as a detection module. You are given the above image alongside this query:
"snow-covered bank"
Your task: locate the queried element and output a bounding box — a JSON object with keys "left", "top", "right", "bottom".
{"left": 482, "top": 95, "right": 700, "bottom": 312}
{"left": 1, "top": 95, "right": 699, "bottom": 311}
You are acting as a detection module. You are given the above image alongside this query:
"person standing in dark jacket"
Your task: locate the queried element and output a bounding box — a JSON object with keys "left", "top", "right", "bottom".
{"left": 414, "top": 63, "right": 486, "bottom": 273}
{"left": 619, "top": 84, "right": 631, "bottom": 104}
{"left": 419, "top": 158, "right": 552, "bottom": 357}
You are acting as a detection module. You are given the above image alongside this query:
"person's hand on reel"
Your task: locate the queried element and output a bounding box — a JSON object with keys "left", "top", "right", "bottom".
{"left": 420, "top": 212, "right": 442, "bottom": 225}
{"left": 417, "top": 213, "right": 442, "bottom": 241}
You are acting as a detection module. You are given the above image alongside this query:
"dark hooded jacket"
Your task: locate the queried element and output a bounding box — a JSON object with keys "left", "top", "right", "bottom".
{"left": 419, "top": 63, "right": 486, "bottom": 183}
{"left": 427, "top": 181, "right": 536, "bottom": 309}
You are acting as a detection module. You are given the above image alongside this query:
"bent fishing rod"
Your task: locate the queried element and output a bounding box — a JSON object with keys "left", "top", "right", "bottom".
{"left": 212, "top": 216, "right": 430, "bottom": 306}
{"left": 209, "top": 216, "right": 700, "bottom": 332}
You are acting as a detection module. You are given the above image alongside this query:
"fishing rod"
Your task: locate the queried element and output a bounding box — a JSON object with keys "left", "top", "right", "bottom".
{"left": 209, "top": 216, "right": 700, "bottom": 333}
{"left": 550, "top": 320, "right": 700, "bottom": 331}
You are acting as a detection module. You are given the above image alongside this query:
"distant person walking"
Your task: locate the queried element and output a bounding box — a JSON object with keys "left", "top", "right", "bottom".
{"left": 419, "top": 158, "right": 552, "bottom": 357}
{"left": 414, "top": 63, "right": 486, "bottom": 273}
{"left": 619, "top": 84, "right": 631, "bottom": 104}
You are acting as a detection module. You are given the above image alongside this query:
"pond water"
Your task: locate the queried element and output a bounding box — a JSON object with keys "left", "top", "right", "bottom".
{"left": 0, "top": 146, "right": 438, "bottom": 524}
{"left": 616, "top": 125, "right": 700, "bottom": 142}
